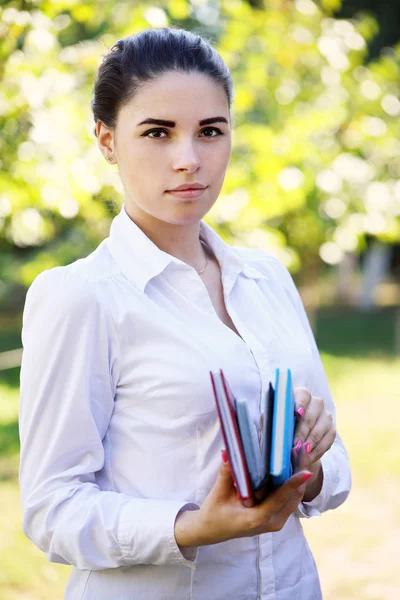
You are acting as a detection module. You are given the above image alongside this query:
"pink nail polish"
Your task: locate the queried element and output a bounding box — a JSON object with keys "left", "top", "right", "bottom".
{"left": 296, "top": 407, "right": 305, "bottom": 417}
{"left": 221, "top": 449, "right": 228, "bottom": 463}
{"left": 301, "top": 471, "right": 313, "bottom": 483}
{"left": 305, "top": 441, "right": 311, "bottom": 454}
{"left": 294, "top": 440, "right": 302, "bottom": 453}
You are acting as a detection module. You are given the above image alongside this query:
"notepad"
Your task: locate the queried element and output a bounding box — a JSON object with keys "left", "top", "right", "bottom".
{"left": 209, "top": 369, "right": 254, "bottom": 507}
{"left": 236, "top": 397, "right": 264, "bottom": 489}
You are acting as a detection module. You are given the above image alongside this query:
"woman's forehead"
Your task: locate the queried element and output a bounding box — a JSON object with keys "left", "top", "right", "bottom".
{"left": 120, "top": 71, "right": 229, "bottom": 119}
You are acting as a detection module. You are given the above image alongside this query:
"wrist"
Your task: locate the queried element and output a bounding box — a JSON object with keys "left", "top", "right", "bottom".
{"left": 302, "top": 460, "right": 323, "bottom": 502}
{"left": 174, "top": 507, "right": 203, "bottom": 548}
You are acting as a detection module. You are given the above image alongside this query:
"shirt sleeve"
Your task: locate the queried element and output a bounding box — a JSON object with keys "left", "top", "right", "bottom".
{"left": 19, "top": 267, "right": 199, "bottom": 570}
{"left": 267, "top": 257, "right": 352, "bottom": 518}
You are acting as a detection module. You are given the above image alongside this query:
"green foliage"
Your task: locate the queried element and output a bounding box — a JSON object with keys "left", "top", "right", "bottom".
{"left": 0, "top": 0, "right": 399, "bottom": 296}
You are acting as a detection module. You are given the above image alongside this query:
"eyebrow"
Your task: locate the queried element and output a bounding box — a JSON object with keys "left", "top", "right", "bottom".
{"left": 136, "top": 116, "right": 229, "bottom": 128}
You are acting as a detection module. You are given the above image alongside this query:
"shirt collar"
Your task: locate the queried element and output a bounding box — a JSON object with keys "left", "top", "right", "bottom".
{"left": 107, "top": 204, "right": 268, "bottom": 292}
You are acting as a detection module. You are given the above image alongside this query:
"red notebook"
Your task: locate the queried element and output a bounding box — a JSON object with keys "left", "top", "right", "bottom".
{"left": 209, "top": 369, "right": 254, "bottom": 507}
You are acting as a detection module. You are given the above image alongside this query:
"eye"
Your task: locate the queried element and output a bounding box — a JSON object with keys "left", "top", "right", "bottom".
{"left": 141, "top": 128, "right": 169, "bottom": 139}
{"left": 200, "top": 127, "right": 223, "bottom": 138}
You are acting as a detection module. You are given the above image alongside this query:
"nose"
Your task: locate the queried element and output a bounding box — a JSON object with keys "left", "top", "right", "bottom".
{"left": 172, "top": 139, "right": 200, "bottom": 173}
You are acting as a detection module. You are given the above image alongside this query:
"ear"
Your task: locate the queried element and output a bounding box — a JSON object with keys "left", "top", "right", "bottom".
{"left": 96, "top": 120, "right": 115, "bottom": 160}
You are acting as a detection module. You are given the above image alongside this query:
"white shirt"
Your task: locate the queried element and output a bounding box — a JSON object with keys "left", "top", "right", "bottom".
{"left": 19, "top": 204, "right": 351, "bottom": 600}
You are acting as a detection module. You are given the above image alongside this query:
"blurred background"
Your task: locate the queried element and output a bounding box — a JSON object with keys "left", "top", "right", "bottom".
{"left": 0, "top": 0, "right": 399, "bottom": 598}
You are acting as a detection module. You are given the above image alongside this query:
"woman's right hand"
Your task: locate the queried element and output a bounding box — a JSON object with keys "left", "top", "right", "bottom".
{"left": 174, "top": 453, "right": 312, "bottom": 548}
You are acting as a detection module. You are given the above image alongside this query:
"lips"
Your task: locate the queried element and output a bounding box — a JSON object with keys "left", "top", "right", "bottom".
{"left": 167, "top": 183, "right": 206, "bottom": 192}
{"left": 166, "top": 186, "right": 208, "bottom": 200}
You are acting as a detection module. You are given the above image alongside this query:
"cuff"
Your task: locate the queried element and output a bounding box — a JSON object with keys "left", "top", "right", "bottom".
{"left": 117, "top": 498, "right": 199, "bottom": 568}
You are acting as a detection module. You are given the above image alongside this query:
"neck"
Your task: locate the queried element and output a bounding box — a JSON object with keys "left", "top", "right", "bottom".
{"left": 124, "top": 202, "right": 208, "bottom": 272}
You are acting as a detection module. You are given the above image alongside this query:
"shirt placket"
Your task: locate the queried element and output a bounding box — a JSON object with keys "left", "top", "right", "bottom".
{"left": 222, "top": 270, "right": 276, "bottom": 600}
{"left": 180, "top": 267, "right": 276, "bottom": 599}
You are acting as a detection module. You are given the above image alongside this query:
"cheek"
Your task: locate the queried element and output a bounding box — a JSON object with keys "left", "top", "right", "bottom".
{"left": 202, "top": 142, "right": 231, "bottom": 174}
{"left": 133, "top": 148, "right": 161, "bottom": 169}
{"left": 120, "top": 139, "right": 230, "bottom": 181}
{"left": 122, "top": 145, "right": 164, "bottom": 181}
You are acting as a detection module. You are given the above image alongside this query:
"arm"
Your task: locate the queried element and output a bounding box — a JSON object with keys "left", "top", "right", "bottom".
{"left": 19, "top": 268, "right": 197, "bottom": 570}
{"left": 272, "top": 259, "right": 352, "bottom": 517}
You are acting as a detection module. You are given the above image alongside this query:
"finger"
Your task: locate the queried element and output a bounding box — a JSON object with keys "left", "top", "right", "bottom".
{"left": 246, "top": 477, "right": 308, "bottom": 535}
{"left": 304, "top": 414, "right": 332, "bottom": 454}
{"left": 264, "top": 470, "right": 312, "bottom": 513}
{"left": 294, "top": 387, "right": 312, "bottom": 418}
{"left": 294, "top": 396, "right": 324, "bottom": 446}
{"left": 210, "top": 460, "right": 237, "bottom": 501}
{"left": 308, "top": 428, "right": 336, "bottom": 464}
{"left": 268, "top": 483, "right": 307, "bottom": 530}
{"left": 292, "top": 443, "right": 311, "bottom": 473}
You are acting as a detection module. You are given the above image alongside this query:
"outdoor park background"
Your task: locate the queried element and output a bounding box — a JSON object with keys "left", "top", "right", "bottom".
{"left": 1, "top": 0, "right": 399, "bottom": 598}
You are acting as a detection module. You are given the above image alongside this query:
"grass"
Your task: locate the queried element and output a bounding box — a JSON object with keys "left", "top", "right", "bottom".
{"left": 302, "top": 353, "right": 400, "bottom": 600}
{"left": 0, "top": 383, "right": 71, "bottom": 599}
{"left": 0, "top": 309, "right": 399, "bottom": 599}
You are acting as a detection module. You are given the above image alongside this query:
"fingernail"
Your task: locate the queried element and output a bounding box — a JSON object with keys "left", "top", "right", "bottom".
{"left": 296, "top": 407, "right": 305, "bottom": 417}
{"left": 301, "top": 471, "right": 313, "bottom": 483}
{"left": 305, "top": 441, "right": 311, "bottom": 454}
{"left": 294, "top": 440, "right": 302, "bottom": 453}
{"left": 221, "top": 449, "right": 228, "bottom": 463}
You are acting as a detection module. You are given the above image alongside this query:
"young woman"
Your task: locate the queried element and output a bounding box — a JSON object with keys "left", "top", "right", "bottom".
{"left": 19, "top": 27, "right": 351, "bottom": 600}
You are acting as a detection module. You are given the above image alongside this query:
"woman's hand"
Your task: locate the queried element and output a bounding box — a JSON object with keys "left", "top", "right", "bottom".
{"left": 294, "top": 387, "right": 336, "bottom": 465}
{"left": 293, "top": 387, "right": 336, "bottom": 501}
{"left": 174, "top": 455, "right": 313, "bottom": 549}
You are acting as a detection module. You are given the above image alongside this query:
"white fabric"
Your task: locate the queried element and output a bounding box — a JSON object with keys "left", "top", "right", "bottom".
{"left": 19, "top": 204, "right": 351, "bottom": 599}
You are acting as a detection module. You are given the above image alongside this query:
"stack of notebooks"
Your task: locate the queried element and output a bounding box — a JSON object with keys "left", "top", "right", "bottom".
{"left": 210, "top": 368, "right": 296, "bottom": 507}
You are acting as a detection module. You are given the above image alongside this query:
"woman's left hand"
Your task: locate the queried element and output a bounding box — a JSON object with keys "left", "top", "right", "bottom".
{"left": 292, "top": 388, "right": 336, "bottom": 502}
{"left": 293, "top": 387, "right": 336, "bottom": 465}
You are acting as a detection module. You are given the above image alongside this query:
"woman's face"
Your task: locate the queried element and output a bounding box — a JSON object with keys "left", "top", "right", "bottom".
{"left": 99, "top": 71, "right": 232, "bottom": 227}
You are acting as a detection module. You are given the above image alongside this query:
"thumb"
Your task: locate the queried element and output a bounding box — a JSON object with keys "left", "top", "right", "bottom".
{"left": 211, "top": 459, "right": 235, "bottom": 501}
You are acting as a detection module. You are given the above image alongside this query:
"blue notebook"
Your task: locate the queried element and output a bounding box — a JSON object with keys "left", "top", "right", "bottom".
{"left": 269, "top": 368, "right": 296, "bottom": 486}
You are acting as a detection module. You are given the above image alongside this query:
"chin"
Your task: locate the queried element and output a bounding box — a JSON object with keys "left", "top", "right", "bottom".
{"left": 165, "top": 215, "right": 205, "bottom": 226}
{"left": 160, "top": 205, "right": 212, "bottom": 226}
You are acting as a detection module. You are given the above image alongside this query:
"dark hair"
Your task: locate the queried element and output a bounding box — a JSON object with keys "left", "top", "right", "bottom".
{"left": 91, "top": 27, "right": 234, "bottom": 136}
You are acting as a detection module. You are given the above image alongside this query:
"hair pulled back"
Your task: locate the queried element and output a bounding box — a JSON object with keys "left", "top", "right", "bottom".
{"left": 91, "top": 27, "right": 233, "bottom": 136}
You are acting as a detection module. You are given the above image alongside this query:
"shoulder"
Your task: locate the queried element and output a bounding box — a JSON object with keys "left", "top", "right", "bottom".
{"left": 232, "top": 246, "right": 296, "bottom": 291}
{"left": 24, "top": 242, "right": 118, "bottom": 319}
